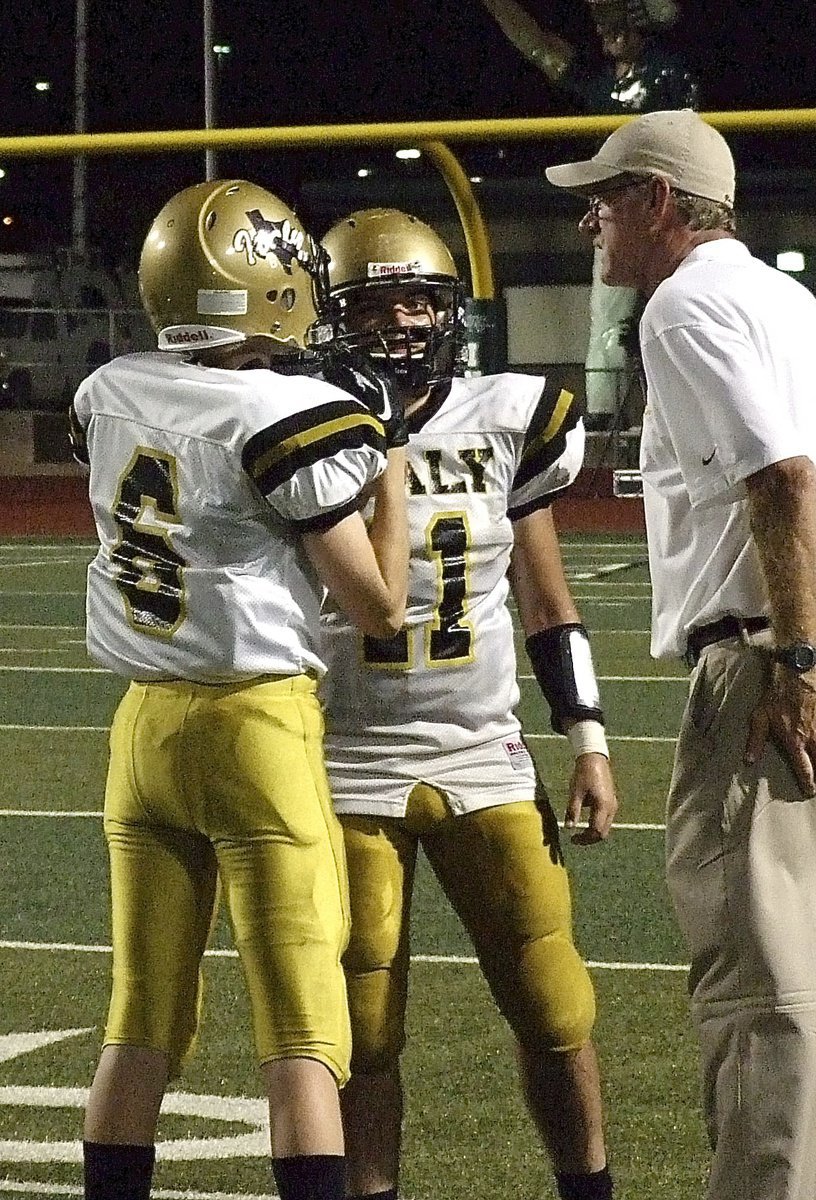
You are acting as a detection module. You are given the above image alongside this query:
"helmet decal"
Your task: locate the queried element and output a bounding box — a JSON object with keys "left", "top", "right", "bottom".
{"left": 234, "top": 209, "right": 313, "bottom": 275}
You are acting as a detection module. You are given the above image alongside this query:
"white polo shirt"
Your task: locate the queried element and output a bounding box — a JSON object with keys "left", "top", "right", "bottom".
{"left": 639, "top": 238, "right": 816, "bottom": 659}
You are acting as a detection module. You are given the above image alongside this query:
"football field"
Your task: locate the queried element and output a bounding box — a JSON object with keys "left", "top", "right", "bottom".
{"left": 0, "top": 535, "right": 709, "bottom": 1199}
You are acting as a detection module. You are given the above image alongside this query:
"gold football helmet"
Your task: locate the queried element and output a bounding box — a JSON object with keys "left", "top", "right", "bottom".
{"left": 138, "top": 179, "right": 330, "bottom": 353}
{"left": 322, "top": 208, "right": 466, "bottom": 393}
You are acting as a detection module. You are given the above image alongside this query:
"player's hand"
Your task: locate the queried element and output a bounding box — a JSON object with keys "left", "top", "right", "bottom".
{"left": 745, "top": 664, "right": 816, "bottom": 797}
{"left": 564, "top": 752, "right": 618, "bottom": 845}
{"left": 321, "top": 345, "right": 408, "bottom": 448}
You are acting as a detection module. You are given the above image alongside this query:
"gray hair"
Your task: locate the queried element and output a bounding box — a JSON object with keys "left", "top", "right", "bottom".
{"left": 672, "top": 190, "right": 737, "bottom": 234}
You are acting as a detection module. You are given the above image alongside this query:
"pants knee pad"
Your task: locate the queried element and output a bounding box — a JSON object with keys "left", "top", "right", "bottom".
{"left": 345, "top": 964, "right": 407, "bottom": 1073}
{"left": 105, "top": 967, "right": 202, "bottom": 1078}
{"left": 492, "top": 931, "right": 596, "bottom": 1052}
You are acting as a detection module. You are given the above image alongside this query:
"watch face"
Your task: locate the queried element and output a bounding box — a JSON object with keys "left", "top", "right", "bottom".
{"left": 793, "top": 643, "right": 816, "bottom": 671}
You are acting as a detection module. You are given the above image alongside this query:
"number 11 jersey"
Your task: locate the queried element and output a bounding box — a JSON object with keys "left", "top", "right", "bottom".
{"left": 321, "top": 372, "right": 584, "bottom": 814}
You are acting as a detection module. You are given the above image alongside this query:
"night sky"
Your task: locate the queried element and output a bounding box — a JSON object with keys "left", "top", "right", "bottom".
{"left": 2, "top": 0, "right": 815, "bottom": 257}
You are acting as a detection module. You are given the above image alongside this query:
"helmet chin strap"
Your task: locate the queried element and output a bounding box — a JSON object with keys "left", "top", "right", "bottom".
{"left": 193, "top": 337, "right": 286, "bottom": 371}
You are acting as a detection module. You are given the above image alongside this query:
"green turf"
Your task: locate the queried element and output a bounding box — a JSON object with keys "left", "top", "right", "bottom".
{"left": 0, "top": 535, "right": 714, "bottom": 1199}
{"left": 0, "top": 953, "right": 707, "bottom": 1199}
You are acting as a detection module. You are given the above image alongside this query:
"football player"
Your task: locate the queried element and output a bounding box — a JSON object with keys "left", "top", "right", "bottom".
{"left": 319, "top": 208, "right": 618, "bottom": 1200}
{"left": 73, "top": 180, "right": 409, "bottom": 1200}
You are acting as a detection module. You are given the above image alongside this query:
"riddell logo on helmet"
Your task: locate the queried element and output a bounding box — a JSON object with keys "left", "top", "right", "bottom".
{"left": 165, "top": 329, "right": 211, "bottom": 344}
{"left": 368, "top": 261, "right": 422, "bottom": 278}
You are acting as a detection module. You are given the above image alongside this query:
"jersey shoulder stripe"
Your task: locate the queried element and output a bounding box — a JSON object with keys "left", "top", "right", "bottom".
{"left": 242, "top": 399, "right": 386, "bottom": 495}
{"left": 513, "top": 382, "right": 580, "bottom": 491}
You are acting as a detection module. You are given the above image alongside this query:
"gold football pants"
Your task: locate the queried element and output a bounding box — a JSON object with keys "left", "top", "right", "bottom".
{"left": 102, "top": 674, "right": 351, "bottom": 1082}
{"left": 340, "top": 785, "right": 595, "bottom": 1072}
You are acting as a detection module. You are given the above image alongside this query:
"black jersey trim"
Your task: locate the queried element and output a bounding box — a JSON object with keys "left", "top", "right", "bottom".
{"left": 242, "top": 401, "right": 385, "bottom": 495}
{"left": 512, "top": 384, "right": 579, "bottom": 493}
{"left": 288, "top": 493, "right": 365, "bottom": 534}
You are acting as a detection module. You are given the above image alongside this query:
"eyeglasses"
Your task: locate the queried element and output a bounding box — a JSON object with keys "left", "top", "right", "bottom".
{"left": 585, "top": 176, "right": 653, "bottom": 222}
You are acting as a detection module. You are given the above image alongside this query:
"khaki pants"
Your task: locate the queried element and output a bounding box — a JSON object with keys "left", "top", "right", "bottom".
{"left": 667, "top": 631, "right": 816, "bottom": 1200}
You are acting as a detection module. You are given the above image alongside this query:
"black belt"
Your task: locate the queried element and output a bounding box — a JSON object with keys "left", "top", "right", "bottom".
{"left": 684, "top": 615, "right": 770, "bottom": 668}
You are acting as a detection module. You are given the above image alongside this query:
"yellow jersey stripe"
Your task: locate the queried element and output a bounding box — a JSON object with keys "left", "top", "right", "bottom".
{"left": 249, "top": 411, "right": 385, "bottom": 480}
{"left": 522, "top": 388, "right": 574, "bottom": 464}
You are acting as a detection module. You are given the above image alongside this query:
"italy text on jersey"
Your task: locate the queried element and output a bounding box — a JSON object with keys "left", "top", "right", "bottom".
{"left": 320, "top": 374, "right": 583, "bottom": 753}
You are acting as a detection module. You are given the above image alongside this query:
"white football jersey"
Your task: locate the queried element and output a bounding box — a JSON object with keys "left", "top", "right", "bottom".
{"left": 73, "top": 352, "right": 386, "bottom": 682}
{"left": 321, "top": 372, "right": 584, "bottom": 815}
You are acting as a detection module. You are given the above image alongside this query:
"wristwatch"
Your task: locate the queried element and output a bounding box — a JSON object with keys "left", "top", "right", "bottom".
{"left": 772, "top": 641, "right": 816, "bottom": 673}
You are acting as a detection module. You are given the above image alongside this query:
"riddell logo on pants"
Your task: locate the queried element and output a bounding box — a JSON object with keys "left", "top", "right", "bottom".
{"left": 504, "top": 738, "right": 530, "bottom": 769}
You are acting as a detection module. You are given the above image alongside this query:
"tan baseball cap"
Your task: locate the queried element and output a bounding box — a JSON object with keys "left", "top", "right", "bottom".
{"left": 545, "top": 109, "right": 736, "bottom": 206}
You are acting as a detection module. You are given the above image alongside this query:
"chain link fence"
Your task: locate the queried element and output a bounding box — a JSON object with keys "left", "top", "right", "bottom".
{"left": 0, "top": 305, "right": 154, "bottom": 412}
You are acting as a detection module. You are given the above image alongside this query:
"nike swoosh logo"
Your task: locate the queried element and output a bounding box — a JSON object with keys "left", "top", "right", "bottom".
{"left": 702, "top": 450, "right": 716, "bottom": 465}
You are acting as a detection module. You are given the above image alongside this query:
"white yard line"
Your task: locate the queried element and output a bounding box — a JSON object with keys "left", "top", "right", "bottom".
{"left": 0, "top": 811, "right": 667, "bottom": 831}
{"left": 0, "top": 626, "right": 79, "bottom": 632}
{"left": 0, "top": 724, "right": 677, "bottom": 742}
{"left": 519, "top": 673, "right": 687, "bottom": 682}
{"left": 0, "top": 940, "right": 686, "bottom": 972}
{"left": 0, "top": 650, "right": 84, "bottom": 657}
{"left": 0, "top": 1183, "right": 275, "bottom": 1200}
{"left": 0, "top": 543, "right": 96, "bottom": 552}
{"left": 0, "top": 666, "right": 108, "bottom": 673}
{"left": 0, "top": 725, "right": 108, "bottom": 733}
{"left": 526, "top": 733, "right": 675, "bottom": 743}
{"left": 0, "top": 560, "right": 86, "bottom": 571}
{"left": 0, "top": 665, "right": 684, "bottom": 682}
{"left": 0, "top": 811, "right": 104, "bottom": 818}
{"left": 569, "top": 561, "right": 648, "bottom": 582}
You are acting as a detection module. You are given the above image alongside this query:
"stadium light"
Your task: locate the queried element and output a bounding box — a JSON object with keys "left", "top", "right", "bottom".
{"left": 213, "top": 43, "right": 231, "bottom": 55}
{"left": 0, "top": 169, "right": 6, "bottom": 180}
{"left": 777, "top": 250, "right": 806, "bottom": 273}
{"left": 34, "top": 80, "right": 52, "bottom": 92}
{"left": 469, "top": 175, "right": 484, "bottom": 183}
{"left": 395, "top": 148, "right": 421, "bottom": 160}
{"left": 357, "top": 168, "right": 371, "bottom": 178}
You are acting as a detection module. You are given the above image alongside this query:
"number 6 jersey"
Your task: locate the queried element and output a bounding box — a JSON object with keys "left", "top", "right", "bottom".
{"left": 321, "top": 372, "right": 584, "bottom": 816}
{"left": 72, "top": 351, "right": 387, "bottom": 683}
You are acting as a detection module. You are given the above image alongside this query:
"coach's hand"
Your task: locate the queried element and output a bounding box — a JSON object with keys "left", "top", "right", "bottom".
{"left": 745, "top": 664, "right": 816, "bottom": 796}
{"left": 565, "top": 752, "right": 618, "bottom": 845}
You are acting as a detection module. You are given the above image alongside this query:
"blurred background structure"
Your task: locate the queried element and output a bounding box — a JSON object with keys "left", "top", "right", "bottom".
{"left": 0, "top": 0, "right": 814, "bottom": 481}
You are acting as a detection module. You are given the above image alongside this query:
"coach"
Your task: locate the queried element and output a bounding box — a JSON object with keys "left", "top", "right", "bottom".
{"left": 546, "top": 108, "right": 816, "bottom": 1200}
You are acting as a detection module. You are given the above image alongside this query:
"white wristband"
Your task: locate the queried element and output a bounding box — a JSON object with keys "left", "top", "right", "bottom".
{"left": 567, "top": 720, "right": 609, "bottom": 759}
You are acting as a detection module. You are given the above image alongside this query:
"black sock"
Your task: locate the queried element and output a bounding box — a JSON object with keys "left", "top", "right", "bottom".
{"left": 556, "top": 1165, "right": 613, "bottom": 1200}
{"left": 347, "top": 1191, "right": 398, "bottom": 1200}
{"left": 83, "top": 1141, "right": 156, "bottom": 1200}
{"left": 271, "top": 1153, "right": 345, "bottom": 1200}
